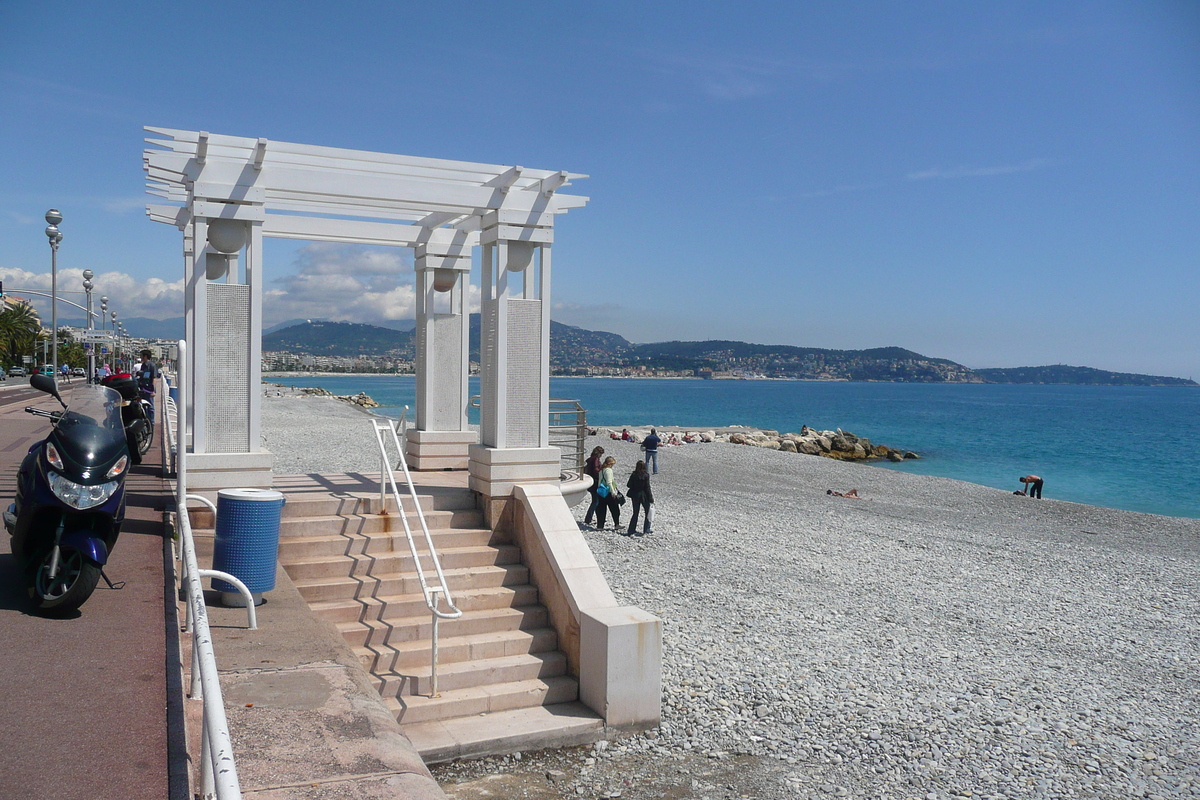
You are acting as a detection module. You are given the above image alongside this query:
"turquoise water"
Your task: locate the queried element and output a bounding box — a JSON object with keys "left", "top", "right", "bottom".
{"left": 266, "top": 375, "right": 1200, "bottom": 520}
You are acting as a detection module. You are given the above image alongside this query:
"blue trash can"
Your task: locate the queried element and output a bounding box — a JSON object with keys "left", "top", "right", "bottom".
{"left": 211, "top": 488, "right": 286, "bottom": 607}
{"left": 168, "top": 385, "right": 179, "bottom": 403}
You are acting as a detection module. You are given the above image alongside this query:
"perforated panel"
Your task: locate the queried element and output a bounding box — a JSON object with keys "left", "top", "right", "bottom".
{"left": 505, "top": 298, "right": 543, "bottom": 447}
{"left": 430, "top": 314, "right": 462, "bottom": 429}
{"left": 206, "top": 283, "right": 250, "bottom": 453}
{"left": 480, "top": 299, "right": 499, "bottom": 446}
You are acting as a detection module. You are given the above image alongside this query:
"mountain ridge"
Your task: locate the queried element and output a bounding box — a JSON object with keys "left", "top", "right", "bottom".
{"left": 261, "top": 319, "right": 1196, "bottom": 386}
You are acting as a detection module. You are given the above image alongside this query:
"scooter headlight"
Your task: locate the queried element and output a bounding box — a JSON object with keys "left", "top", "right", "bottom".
{"left": 47, "top": 472, "right": 120, "bottom": 510}
{"left": 45, "top": 442, "right": 64, "bottom": 471}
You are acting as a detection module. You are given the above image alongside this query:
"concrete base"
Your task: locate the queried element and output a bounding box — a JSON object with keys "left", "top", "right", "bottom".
{"left": 580, "top": 606, "right": 662, "bottom": 729}
{"left": 406, "top": 429, "right": 477, "bottom": 471}
{"left": 469, "top": 445, "right": 561, "bottom": 527}
{"left": 183, "top": 450, "right": 274, "bottom": 492}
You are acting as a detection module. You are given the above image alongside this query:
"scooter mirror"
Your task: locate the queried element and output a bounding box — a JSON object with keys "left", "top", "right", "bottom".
{"left": 30, "top": 374, "right": 65, "bottom": 407}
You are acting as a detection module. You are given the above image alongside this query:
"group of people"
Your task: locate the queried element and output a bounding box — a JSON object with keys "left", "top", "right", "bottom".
{"left": 582, "top": 445, "right": 654, "bottom": 536}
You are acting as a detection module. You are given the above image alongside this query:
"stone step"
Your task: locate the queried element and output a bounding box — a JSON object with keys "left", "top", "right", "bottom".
{"left": 187, "top": 490, "right": 479, "bottom": 528}
{"left": 282, "top": 538, "right": 515, "bottom": 581}
{"left": 401, "top": 702, "right": 605, "bottom": 764}
{"left": 372, "top": 650, "right": 568, "bottom": 698}
{"left": 354, "top": 606, "right": 550, "bottom": 665}
{"left": 334, "top": 584, "right": 540, "bottom": 640}
{"left": 305, "top": 563, "right": 531, "bottom": 623}
{"left": 384, "top": 675, "right": 579, "bottom": 725}
{"left": 349, "top": 625, "right": 558, "bottom": 672}
{"left": 277, "top": 526, "right": 498, "bottom": 561}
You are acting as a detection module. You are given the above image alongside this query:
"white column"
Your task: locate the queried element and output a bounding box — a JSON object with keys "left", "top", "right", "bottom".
{"left": 469, "top": 212, "right": 559, "bottom": 524}
{"left": 407, "top": 242, "right": 476, "bottom": 469}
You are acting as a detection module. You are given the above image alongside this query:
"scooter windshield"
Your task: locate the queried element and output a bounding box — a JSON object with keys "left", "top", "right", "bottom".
{"left": 56, "top": 384, "right": 125, "bottom": 432}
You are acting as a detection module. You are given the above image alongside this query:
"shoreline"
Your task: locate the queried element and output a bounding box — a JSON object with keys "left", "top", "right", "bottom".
{"left": 261, "top": 393, "right": 1200, "bottom": 799}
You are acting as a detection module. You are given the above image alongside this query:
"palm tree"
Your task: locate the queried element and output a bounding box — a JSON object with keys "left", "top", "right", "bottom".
{"left": 0, "top": 299, "right": 43, "bottom": 368}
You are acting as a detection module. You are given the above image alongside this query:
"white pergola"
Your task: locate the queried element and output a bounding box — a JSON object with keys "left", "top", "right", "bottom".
{"left": 145, "top": 127, "right": 588, "bottom": 500}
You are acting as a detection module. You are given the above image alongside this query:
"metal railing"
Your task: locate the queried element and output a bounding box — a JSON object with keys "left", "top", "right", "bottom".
{"left": 369, "top": 416, "right": 462, "bottom": 697}
{"left": 172, "top": 340, "right": 247, "bottom": 800}
{"left": 163, "top": 375, "right": 178, "bottom": 478}
{"left": 549, "top": 399, "right": 587, "bottom": 480}
{"left": 468, "top": 396, "right": 589, "bottom": 482}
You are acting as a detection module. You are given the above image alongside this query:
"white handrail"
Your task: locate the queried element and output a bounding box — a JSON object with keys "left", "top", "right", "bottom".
{"left": 370, "top": 416, "right": 462, "bottom": 697}
{"left": 163, "top": 377, "right": 178, "bottom": 477}
{"left": 174, "top": 340, "right": 244, "bottom": 800}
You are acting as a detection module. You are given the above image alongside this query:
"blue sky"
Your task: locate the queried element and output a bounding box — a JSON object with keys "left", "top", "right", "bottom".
{"left": 1, "top": 1, "right": 1197, "bottom": 377}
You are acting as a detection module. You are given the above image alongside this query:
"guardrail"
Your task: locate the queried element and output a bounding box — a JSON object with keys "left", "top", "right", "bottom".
{"left": 549, "top": 399, "right": 587, "bottom": 480}
{"left": 172, "top": 340, "right": 247, "bottom": 800}
{"left": 162, "top": 375, "right": 178, "bottom": 478}
{"left": 468, "top": 396, "right": 588, "bottom": 481}
{"left": 369, "top": 415, "right": 462, "bottom": 697}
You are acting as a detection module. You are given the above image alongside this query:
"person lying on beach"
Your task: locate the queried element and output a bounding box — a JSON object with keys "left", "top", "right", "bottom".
{"left": 827, "top": 489, "right": 864, "bottom": 499}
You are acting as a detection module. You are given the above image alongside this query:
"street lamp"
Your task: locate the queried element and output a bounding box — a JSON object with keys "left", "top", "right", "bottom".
{"left": 111, "top": 311, "right": 118, "bottom": 369}
{"left": 82, "top": 270, "right": 95, "bottom": 381}
{"left": 45, "top": 209, "right": 63, "bottom": 375}
{"left": 99, "top": 296, "right": 108, "bottom": 371}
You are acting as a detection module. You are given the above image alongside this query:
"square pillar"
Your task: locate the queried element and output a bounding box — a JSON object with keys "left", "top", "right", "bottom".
{"left": 184, "top": 193, "right": 273, "bottom": 489}
{"left": 469, "top": 212, "right": 559, "bottom": 504}
{"left": 407, "top": 241, "right": 477, "bottom": 470}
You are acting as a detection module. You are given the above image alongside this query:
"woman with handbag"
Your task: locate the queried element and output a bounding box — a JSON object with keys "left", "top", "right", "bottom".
{"left": 582, "top": 446, "right": 605, "bottom": 528}
{"left": 595, "top": 456, "right": 621, "bottom": 531}
{"left": 625, "top": 460, "right": 654, "bottom": 536}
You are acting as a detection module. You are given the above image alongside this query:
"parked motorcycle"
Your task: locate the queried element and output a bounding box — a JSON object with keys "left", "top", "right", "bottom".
{"left": 100, "top": 373, "right": 153, "bottom": 465}
{"left": 3, "top": 374, "right": 130, "bottom": 613}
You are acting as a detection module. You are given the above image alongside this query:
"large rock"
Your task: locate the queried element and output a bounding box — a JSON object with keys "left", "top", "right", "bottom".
{"left": 779, "top": 440, "right": 797, "bottom": 453}
{"left": 829, "top": 435, "right": 852, "bottom": 452}
{"left": 797, "top": 440, "right": 822, "bottom": 456}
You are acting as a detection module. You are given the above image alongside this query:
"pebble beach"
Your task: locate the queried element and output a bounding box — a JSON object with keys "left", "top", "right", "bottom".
{"left": 262, "top": 391, "right": 1200, "bottom": 799}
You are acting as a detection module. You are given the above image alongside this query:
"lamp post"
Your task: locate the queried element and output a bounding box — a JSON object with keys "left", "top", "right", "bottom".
{"left": 99, "top": 296, "right": 108, "bottom": 372}
{"left": 111, "top": 312, "right": 119, "bottom": 370}
{"left": 45, "top": 209, "right": 63, "bottom": 376}
{"left": 82, "top": 270, "right": 95, "bottom": 381}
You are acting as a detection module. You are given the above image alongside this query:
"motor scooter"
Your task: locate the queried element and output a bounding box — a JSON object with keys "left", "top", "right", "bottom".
{"left": 3, "top": 374, "right": 131, "bottom": 613}
{"left": 100, "top": 372, "right": 153, "bottom": 465}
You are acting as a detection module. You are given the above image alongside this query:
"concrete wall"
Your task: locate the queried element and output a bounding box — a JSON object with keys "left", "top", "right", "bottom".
{"left": 509, "top": 484, "right": 661, "bottom": 730}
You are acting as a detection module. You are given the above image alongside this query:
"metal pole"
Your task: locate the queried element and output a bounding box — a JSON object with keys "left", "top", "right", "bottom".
{"left": 45, "top": 210, "right": 62, "bottom": 376}
{"left": 83, "top": 271, "right": 94, "bottom": 382}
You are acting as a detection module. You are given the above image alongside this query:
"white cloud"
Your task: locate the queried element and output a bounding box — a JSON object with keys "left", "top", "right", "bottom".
{"left": 264, "top": 243, "right": 480, "bottom": 326}
{"left": 906, "top": 159, "right": 1052, "bottom": 181}
{"left": 0, "top": 266, "right": 183, "bottom": 321}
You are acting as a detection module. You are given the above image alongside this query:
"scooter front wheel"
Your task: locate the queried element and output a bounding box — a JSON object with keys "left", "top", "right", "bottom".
{"left": 33, "top": 547, "right": 101, "bottom": 614}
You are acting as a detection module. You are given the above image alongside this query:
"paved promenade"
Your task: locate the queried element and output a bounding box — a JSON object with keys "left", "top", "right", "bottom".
{"left": 0, "top": 382, "right": 180, "bottom": 800}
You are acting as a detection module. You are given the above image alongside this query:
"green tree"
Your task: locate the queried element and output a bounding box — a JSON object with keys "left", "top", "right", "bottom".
{"left": 0, "top": 300, "right": 42, "bottom": 368}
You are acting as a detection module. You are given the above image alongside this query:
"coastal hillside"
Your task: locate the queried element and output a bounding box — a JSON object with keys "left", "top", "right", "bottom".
{"left": 975, "top": 365, "right": 1197, "bottom": 387}
{"left": 260, "top": 319, "right": 1195, "bottom": 385}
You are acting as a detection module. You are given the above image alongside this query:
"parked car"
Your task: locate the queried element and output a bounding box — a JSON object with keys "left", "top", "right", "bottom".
{"left": 8, "top": 366, "right": 27, "bottom": 377}
{"left": 71, "top": 367, "right": 86, "bottom": 376}
{"left": 38, "top": 366, "right": 54, "bottom": 376}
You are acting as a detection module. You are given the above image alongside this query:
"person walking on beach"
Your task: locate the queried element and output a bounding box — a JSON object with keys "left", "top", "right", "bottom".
{"left": 595, "top": 456, "right": 621, "bottom": 531}
{"left": 625, "top": 460, "right": 654, "bottom": 536}
{"left": 1020, "top": 474, "right": 1044, "bottom": 499}
{"left": 582, "top": 446, "right": 605, "bottom": 528}
{"left": 641, "top": 428, "right": 661, "bottom": 474}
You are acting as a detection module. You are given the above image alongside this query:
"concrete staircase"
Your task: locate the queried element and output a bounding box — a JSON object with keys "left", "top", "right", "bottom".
{"left": 235, "top": 484, "right": 603, "bottom": 762}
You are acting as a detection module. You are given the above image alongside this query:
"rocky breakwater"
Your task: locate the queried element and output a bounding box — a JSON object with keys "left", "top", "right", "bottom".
{"left": 596, "top": 426, "right": 918, "bottom": 463}
{"left": 732, "top": 427, "right": 919, "bottom": 463}
{"left": 298, "top": 386, "right": 381, "bottom": 408}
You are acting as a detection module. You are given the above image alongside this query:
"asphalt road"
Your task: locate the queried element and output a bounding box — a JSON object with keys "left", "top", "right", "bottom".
{"left": 0, "top": 394, "right": 178, "bottom": 800}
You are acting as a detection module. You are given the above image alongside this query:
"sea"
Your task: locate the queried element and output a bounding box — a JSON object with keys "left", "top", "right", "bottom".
{"left": 265, "top": 375, "right": 1200, "bottom": 520}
